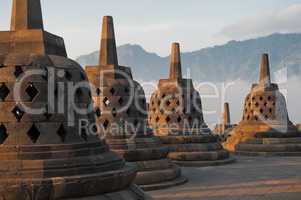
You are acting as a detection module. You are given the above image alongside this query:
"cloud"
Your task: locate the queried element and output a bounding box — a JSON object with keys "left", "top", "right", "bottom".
{"left": 218, "top": 4, "right": 301, "bottom": 41}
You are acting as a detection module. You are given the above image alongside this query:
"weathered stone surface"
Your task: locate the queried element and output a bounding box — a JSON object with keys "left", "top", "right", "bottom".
{"left": 0, "top": 2, "right": 148, "bottom": 199}
{"left": 214, "top": 102, "right": 236, "bottom": 142}
{"left": 150, "top": 156, "right": 301, "bottom": 200}
{"left": 224, "top": 54, "right": 301, "bottom": 155}
{"left": 85, "top": 16, "right": 185, "bottom": 190}
{"left": 149, "top": 43, "right": 233, "bottom": 167}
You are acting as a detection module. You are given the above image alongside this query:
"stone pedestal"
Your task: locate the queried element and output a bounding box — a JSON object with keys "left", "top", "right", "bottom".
{"left": 106, "top": 136, "right": 187, "bottom": 190}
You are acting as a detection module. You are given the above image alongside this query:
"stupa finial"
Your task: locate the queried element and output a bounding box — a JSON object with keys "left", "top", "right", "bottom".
{"left": 10, "top": 0, "right": 44, "bottom": 31}
{"left": 259, "top": 53, "right": 271, "bottom": 85}
{"left": 99, "top": 16, "right": 118, "bottom": 67}
{"left": 169, "top": 43, "right": 182, "bottom": 80}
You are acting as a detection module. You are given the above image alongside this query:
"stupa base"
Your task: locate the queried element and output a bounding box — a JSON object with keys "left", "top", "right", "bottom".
{"left": 106, "top": 136, "right": 187, "bottom": 190}
{"left": 172, "top": 156, "right": 236, "bottom": 167}
{"left": 235, "top": 137, "right": 301, "bottom": 157}
{"left": 68, "top": 185, "right": 152, "bottom": 200}
{"left": 159, "top": 135, "right": 234, "bottom": 167}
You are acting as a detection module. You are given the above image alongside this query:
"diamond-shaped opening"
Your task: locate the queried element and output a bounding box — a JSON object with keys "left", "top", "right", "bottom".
{"left": 12, "top": 106, "right": 25, "bottom": 122}
{"left": 103, "top": 97, "right": 110, "bottom": 106}
{"left": 254, "top": 116, "right": 258, "bottom": 121}
{"left": 65, "top": 71, "right": 72, "bottom": 80}
{"left": 0, "top": 83, "right": 10, "bottom": 101}
{"left": 110, "top": 88, "right": 116, "bottom": 95}
{"left": 177, "top": 116, "right": 182, "bottom": 123}
{"left": 260, "top": 109, "right": 264, "bottom": 113}
{"left": 0, "top": 124, "right": 8, "bottom": 144}
{"left": 166, "top": 116, "right": 171, "bottom": 123}
{"left": 96, "top": 88, "right": 101, "bottom": 96}
{"left": 27, "top": 124, "right": 40, "bottom": 143}
{"left": 162, "top": 94, "right": 166, "bottom": 98}
{"left": 14, "top": 66, "right": 23, "bottom": 78}
{"left": 26, "top": 83, "right": 39, "bottom": 101}
{"left": 268, "top": 96, "right": 272, "bottom": 101}
{"left": 160, "top": 109, "right": 164, "bottom": 114}
{"left": 134, "top": 119, "right": 139, "bottom": 126}
{"left": 103, "top": 120, "right": 109, "bottom": 130}
{"left": 118, "top": 97, "right": 124, "bottom": 105}
{"left": 176, "top": 100, "right": 180, "bottom": 106}
{"left": 156, "top": 116, "right": 160, "bottom": 122}
{"left": 269, "top": 108, "right": 273, "bottom": 113}
{"left": 92, "top": 124, "right": 98, "bottom": 133}
{"left": 95, "top": 107, "right": 102, "bottom": 117}
{"left": 112, "top": 108, "right": 117, "bottom": 118}
{"left": 126, "top": 108, "right": 131, "bottom": 115}
{"left": 81, "top": 128, "right": 88, "bottom": 141}
{"left": 57, "top": 124, "right": 67, "bottom": 142}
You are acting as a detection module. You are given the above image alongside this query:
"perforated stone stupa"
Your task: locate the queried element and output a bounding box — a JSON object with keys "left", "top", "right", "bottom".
{"left": 85, "top": 16, "right": 186, "bottom": 190}
{"left": 214, "top": 103, "right": 236, "bottom": 141}
{"left": 148, "top": 43, "right": 235, "bottom": 167}
{"left": 0, "top": 1, "right": 150, "bottom": 199}
{"left": 224, "top": 54, "right": 301, "bottom": 156}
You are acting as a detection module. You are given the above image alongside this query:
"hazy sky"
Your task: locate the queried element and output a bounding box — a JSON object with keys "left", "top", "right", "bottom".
{"left": 1, "top": 0, "right": 301, "bottom": 59}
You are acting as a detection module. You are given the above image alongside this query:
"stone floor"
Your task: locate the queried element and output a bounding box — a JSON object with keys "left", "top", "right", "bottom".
{"left": 149, "top": 156, "right": 301, "bottom": 200}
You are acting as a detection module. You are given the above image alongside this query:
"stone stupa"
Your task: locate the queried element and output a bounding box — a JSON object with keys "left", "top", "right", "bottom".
{"left": 224, "top": 54, "right": 301, "bottom": 156}
{"left": 148, "top": 43, "right": 235, "bottom": 167}
{"left": 0, "top": 1, "right": 150, "bottom": 199}
{"left": 214, "top": 102, "right": 236, "bottom": 141}
{"left": 85, "top": 16, "right": 186, "bottom": 191}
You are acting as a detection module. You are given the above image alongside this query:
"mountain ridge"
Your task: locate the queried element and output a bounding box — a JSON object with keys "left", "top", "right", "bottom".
{"left": 76, "top": 33, "right": 301, "bottom": 82}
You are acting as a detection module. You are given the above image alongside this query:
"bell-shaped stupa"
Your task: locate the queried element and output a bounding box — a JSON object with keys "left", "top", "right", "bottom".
{"left": 148, "top": 43, "right": 235, "bottom": 167}
{"left": 224, "top": 54, "right": 301, "bottom": 156}
{"left": 85, "top": 16, "right": 186, "bottom": 190}
{"left": 214, "top": 102, "right": 236, "bottom": 141}
{"left": 0, "top": 1, "right": 150, "bottom": 199}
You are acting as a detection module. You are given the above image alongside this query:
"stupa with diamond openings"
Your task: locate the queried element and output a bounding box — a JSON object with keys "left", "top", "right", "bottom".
{"left": 0, "top": 1, "right": 151, "bottom": 199}
{"left": 85, "top": 16, "right": 186, "bottom": 191}
{"left": 148, "top": 43, "right": 235, "bottom": 167}
{"left": 214, "top": 102, "right": 236, "bottom": 141}
{"left": 224, "top": 54, "right": 301, "bottom": 156}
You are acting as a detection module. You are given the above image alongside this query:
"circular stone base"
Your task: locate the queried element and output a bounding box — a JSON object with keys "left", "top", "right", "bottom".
{"left": 139, "top": 176, "right": 188, "bottom": 191}
{"left": 235, "top": 151, "right": 301, "bottom": 157}
{"left": 235, "top": 137, "right": 301, "bottom": 157}
{"left": 171, "top": 156, "right": 236, "bottom": 167}
{"left": 68, "top": 185, "right": 152, "bottom": 200}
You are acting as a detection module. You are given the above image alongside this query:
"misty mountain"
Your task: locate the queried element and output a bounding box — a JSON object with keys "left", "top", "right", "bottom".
{"left": 76, "top": 33, "right": 301, "bottom": 82}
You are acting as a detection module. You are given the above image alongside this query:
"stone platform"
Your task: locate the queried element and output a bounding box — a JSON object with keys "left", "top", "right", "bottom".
{"left": 68, "top": 185, "right": 152, "bottom": 200}
{"left": 106, "top": 136, "right": 188, "bottom": 191}
{"left": 236, "top": 137, "right": 301, "bottom": 156}
{"left": 149, "top": 156, "right": 301, "bottom": 200}
{"left": 160, "top": 135, "right": 235, "bottom": 167}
